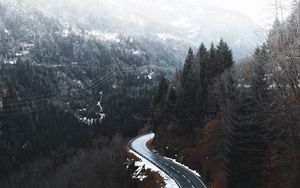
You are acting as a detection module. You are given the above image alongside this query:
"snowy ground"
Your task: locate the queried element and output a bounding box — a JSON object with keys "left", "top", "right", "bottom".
{"left": 128, "top": 149, "right": 179, "bottom": 188}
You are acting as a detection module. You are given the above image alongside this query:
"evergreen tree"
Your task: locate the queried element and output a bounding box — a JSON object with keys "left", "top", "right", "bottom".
{"left": 153, "top": 75, "right": 169, "bottom": 132}
{"left": 251, "top": 45, "right": 270, "bottom": 101}
{"left": 164, "top": 87, "right": 177, "bottom": 121}
{"left": 217, "top": 39, "right": 234, "bottom": 73}
{"left": 195, "top": 43, "right": 209, "bottom": 123}
{"left": 155, "top": 75, "right": 169, "bottom": 107}
{"left": 197, "top": 43, "right": 209, "bottom": 83}
{"left": 228, "top": 91, "right": 269, "bottom": 188}
{"left": 209, "top": 43, "right": 216, "bottom": 60}
{"left": 181, "top": 48, "right": 194, "bottom": 88}
{"left": 208, "top": 43, "right": 217, "bottom": 77}
{"left": 229, "top": 45, "right": 270, "bottom": 188}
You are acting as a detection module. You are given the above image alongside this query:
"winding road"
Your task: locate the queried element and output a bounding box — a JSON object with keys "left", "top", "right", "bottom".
{"left": 130, "top": 133, "right": 207, "bottom": 188}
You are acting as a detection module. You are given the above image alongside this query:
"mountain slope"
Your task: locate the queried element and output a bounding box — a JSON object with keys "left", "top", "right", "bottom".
{"left": 2, "top": 0, "right": 263, "bottom": 60}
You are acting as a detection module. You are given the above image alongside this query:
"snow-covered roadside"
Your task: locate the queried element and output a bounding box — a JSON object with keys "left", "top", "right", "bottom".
{"left": 163, "top": 156, "right": 201, "bottom": 178}
{"left": 128, "top": 149, "right": 179, "bottom": 188}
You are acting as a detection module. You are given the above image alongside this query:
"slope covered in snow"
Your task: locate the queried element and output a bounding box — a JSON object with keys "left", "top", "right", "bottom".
{"left": 1, "top": 0, "right": 264, "bottom": 60}
{"left": 128, "top": 149, "right": 179, "bottom": 188}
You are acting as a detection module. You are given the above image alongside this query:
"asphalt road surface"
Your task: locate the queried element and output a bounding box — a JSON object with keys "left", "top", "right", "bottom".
{"left": 130, "top": 133, "right": 207, "bottom": 188}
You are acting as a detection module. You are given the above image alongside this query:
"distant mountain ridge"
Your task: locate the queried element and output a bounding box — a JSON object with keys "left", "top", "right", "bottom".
{"left": 1, "top": 0, "right": 264, "bottom": 63}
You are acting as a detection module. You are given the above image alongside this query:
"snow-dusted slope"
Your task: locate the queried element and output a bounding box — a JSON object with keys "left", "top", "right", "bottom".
{"left": 1, "top": 0, "right": 263, "bottom": 60}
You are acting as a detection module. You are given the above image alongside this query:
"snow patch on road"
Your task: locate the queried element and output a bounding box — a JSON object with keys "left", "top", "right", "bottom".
{"left": 129, "top": 149, "right": 179, "bottom": 188}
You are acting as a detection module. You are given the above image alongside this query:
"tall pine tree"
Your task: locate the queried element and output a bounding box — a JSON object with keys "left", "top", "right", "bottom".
{"left": 181, "top": 48, "right": 194, "bottom": 87}
{"left": 217, "top": 39, "right": 234, "bottom": 73}
{"left": 153, "top": 75, "right": 169, "bottom": 133}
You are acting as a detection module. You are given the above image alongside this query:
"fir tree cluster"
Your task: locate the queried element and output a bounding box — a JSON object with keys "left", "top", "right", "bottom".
{"left": 153, "top": 39, "right": 234, "bottom": 134}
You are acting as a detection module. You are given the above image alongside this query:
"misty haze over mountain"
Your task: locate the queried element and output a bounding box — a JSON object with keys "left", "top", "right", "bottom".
{"left": 1, "top": 0, "right": 264, "bottom": 60}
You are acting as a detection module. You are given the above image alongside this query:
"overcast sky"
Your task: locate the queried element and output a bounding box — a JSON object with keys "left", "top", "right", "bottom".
{"left": 209, "top": 0, "right": 292, "bottom": 27}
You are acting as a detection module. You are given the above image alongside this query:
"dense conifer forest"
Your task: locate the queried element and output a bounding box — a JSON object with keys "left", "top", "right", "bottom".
{"left": 0, "top": 1, "right": 158, "bottom": 187}
{"left": 152, "top": 2, "right": 300, "bottom": 187}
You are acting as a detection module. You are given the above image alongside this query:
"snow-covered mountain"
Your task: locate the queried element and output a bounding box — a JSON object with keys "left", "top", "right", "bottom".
{"left": 1, "top": 0, "right": 263, "bottom": 62}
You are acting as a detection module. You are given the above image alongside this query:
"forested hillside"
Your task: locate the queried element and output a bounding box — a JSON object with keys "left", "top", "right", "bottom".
{"left": 0, "top": 0, "right": 262, "bottom": 60}
{"left": 152, "top": 2, "right": 300, "bottom": 188}
{"left": 0, "top": 1, "right": 163, "bottom": 187}
{"left": 1, "top": 0, "right": 299, "bottom": 187}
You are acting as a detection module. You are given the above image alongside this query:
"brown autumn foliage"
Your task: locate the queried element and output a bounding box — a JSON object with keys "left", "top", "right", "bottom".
{"left": 154, "top": 120, "right": 227, "bottom": 188}
{"left": 141, "top": 171, "right": 165, "bottom": 188}
{"left": 146, "top": 138, "right": 154, "bottom": 150}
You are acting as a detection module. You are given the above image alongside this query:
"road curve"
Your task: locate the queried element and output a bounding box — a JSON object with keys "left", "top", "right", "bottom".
{"left": 130, "top": 133, "right": 207, "bottom": 188}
